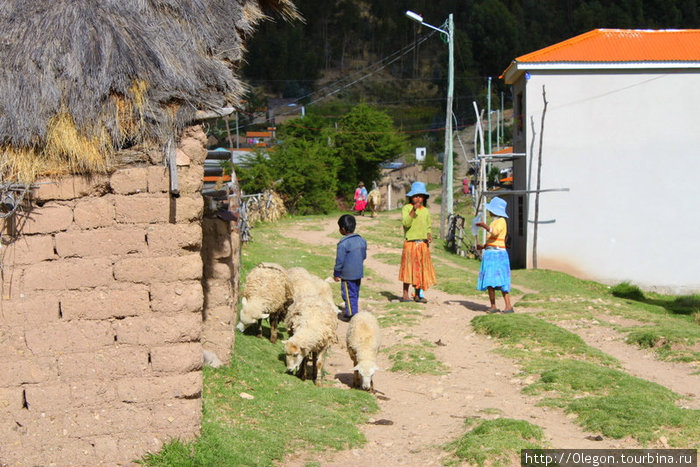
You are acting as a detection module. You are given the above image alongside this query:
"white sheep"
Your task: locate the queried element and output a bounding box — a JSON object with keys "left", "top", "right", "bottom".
{"left": 236, "top": 262, "right": 293, "bottom": 344}
{"left": 284, "top": 294, "right": 338, "bottom": 386}
{"left": 285, "top": 267, "right": 336, "bottom": 335}
{"left": 346, "top": 311, "right": 381, "bottom": 391}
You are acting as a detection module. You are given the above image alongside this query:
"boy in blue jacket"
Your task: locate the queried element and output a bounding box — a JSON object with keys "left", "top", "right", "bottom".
{"left": 333, "top": 214, "right": 367, "bottom": 322}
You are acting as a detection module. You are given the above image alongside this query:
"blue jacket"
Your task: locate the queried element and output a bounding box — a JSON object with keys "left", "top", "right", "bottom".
{"left": 333, "top": 233, "right": 367, "bottom": 280}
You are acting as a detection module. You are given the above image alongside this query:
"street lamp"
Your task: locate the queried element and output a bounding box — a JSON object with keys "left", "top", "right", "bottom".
{"left": 405, "top": 10, "right": 454, "bottom": 239}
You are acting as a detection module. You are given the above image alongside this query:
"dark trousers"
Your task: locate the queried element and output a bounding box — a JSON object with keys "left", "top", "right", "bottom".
{"left": 341, "top": 279, "right": 361, "bottom": 317}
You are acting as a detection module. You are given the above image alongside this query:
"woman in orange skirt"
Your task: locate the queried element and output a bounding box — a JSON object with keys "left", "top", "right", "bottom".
{"left": 398, "top": 182, "right": 436, "bottom": 303}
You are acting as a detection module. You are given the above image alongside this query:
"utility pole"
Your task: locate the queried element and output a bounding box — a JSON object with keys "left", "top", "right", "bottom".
{"left": 443, "top": 13, "right": 455, "bottom": 238}
{"left": 487, "top": 77, "right": 492, "bottom": 156}
{"left": 405, "top": 11, "right": 454, "bottom": 238}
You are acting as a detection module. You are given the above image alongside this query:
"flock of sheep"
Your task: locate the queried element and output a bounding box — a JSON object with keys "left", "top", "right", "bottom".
{"left": 236, "top": 263, "right": 381, "bottom": 390}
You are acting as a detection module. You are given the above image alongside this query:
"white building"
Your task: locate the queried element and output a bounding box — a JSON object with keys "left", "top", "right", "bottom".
{"left": 501, "top": 29, "right": 700, "bottom": 294}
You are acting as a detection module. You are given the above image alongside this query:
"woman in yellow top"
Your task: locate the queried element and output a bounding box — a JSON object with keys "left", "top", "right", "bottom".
{"left": 399, "top": 182, "right": 437, "bottom": 303}
{"left": 476, "top": 196, "right": 514, "bottom": 313}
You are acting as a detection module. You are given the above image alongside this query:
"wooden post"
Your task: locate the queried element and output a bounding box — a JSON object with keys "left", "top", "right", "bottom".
{"left": 166, "top": 137, "right": 179, "bottom": 197}
{"left": 532, "top": 85, "right": 548, "bottom": 269}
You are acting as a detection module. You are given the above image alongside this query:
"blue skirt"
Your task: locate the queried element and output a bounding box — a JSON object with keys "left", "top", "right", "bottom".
{"left": 477, "top": 249, "right": 511, "bottom": 292}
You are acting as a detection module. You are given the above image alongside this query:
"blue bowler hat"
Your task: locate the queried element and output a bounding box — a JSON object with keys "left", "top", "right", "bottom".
{"left": 406, "top": 181, "right": 430, "bottom": 198}
{"left": 484, "top": 196, "right": 508, "bottom": 218}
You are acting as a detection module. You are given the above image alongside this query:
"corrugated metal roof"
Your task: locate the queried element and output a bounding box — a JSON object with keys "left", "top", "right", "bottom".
{"left": 516, "top": 29, "right": 700, "bottom": 63}
{"left": 502, "top": 29, "right": 700, "bottom": 83}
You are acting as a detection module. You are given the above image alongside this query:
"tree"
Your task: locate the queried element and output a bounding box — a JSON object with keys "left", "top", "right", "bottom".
{"left": 331, "top": 103, "right": 406, "bottom": 197}
{"left": 270, "top": 138, "right": 339, "bottom": 214}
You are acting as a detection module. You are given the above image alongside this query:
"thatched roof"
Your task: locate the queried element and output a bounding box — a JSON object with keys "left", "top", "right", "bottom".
{"left": 0, "top": 0, "right": 299, "bottom": 182}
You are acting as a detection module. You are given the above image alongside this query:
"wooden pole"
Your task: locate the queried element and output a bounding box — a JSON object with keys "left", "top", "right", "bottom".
{"left": 532, "top": 85, "right": 548, "bottom": 269}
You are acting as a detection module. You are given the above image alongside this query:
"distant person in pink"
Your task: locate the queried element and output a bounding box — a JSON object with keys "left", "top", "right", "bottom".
{"left": 353, "top": 181, "right": 368, "bottom": 215}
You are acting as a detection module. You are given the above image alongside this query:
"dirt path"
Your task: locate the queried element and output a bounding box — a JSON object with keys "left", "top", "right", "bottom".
{"left": 278, "top": 214, "right": 667, "bottom": 467}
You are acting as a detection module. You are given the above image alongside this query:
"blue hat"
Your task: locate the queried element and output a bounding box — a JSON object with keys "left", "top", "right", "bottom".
{"left": 406, "top": 181, "right": 429, "bottom": 198}
{"left": 485, "top": 196, "right": 508, "bottom": 218}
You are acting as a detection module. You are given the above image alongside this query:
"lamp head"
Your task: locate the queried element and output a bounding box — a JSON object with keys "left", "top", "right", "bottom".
{"left": 405, "top": 10, "right": 423, "bottom": 23}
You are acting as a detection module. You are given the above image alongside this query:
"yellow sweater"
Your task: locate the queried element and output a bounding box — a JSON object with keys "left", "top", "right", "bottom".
{"left": 402, "top": 204, "right": 431, "bottom": 240}
{"left": 485, "top": 217, "right": 507, "bottom": 249}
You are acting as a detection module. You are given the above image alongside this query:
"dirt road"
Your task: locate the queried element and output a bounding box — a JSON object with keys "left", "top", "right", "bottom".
{"left": 279, "top": 213, "right": 699, "bottom": 466}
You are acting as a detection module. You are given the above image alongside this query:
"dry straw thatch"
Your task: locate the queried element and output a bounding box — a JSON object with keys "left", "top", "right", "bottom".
{"left": 0, "top": 0, "right": 299, "bottom": 182}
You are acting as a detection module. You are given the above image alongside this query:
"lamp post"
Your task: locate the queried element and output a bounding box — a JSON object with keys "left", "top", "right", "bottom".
{"left": 405, "top": 10, "right": 454, "bottom": 239}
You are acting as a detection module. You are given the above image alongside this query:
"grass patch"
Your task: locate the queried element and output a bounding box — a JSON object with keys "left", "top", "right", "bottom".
{"left": 472, "top": 314, "right": 617, "bottom": 365}
{"left": 383, "top": 340, "right": 449, "bottom": 375}
{"left": 525, "top": 360, "right": 700, "bottom": 445}
{"left": 473, "top": 316, "right": 700, "bottom": 447}
{"left": 142, "top": 334, "right": 378, "bottom": 465}
{"left": 611, "top": 282, "right": 645, "bottom": 301}
{"left": 371, "top": 252, "right": 401, "bottom": 266}
{"left": 444, "top": 418, "right": 545, "bottom": 467}
{"left": 377, "top": 306, "right": 423, "bottom": 328}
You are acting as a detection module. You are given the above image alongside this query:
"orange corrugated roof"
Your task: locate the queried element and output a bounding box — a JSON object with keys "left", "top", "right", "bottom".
{"left": 516, "top": 29, "right": 700, "bottom": 63}
{"left": 246, "top": 131, "right": 272, "bottom": 137}
{"left": 493, "top": 146, "right": 513, "bottom": 155}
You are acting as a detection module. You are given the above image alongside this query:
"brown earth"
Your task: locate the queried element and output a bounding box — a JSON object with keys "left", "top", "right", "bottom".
{"left": 278, "top": 211, "right": 700, "bottom": 467}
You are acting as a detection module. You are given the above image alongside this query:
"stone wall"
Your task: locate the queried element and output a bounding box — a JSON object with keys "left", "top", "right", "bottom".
{"left": 0, "top": 126, "right": 212, "bottom": 465}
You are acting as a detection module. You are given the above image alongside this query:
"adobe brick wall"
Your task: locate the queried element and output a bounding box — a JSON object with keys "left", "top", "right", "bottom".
{"left": 201, "top": 216, "right": 239, "bottom": 365}
{"left": 0, "top": 125, "right": 223, "bottom": 465}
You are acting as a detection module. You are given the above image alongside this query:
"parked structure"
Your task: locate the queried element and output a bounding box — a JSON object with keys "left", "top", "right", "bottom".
{"left": 0, "top": 1, "right": 299, "bottom": 465}
{"left": 502, "top": 29, "right": 700, "bottom": 293}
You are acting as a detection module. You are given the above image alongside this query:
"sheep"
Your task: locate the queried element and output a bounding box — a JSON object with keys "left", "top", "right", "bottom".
{"left": 285, "top": 267, "right": 336, "bottom": 335}
{"left": 284, "top": 293, "right": 338, "bottom": 386}
{"left": 346, "top": 311, "right": 381, "bottom": 392}
{"left": 366, "top": 188, "right": 381, "bottom": 218}
{"left": 236, "top": 262, "right": 293, "bottom": 344}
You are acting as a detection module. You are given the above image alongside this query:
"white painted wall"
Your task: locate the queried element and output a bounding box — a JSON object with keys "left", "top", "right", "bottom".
{"left": 520, "top": 69, "right": 700, "bottom": 294}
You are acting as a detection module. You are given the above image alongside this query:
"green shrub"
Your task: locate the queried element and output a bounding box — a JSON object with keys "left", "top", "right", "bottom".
{"left": 611, "top": 282, "right": 645, "bottom": 301}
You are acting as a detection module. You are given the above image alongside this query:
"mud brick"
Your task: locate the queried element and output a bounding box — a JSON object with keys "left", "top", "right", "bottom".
{"left": 25, "top": 321, "right": 114, "bottom": 355}
{"left": 0, "top": 357, "right": 58, "bottom": 386}
{"left": 113, "top": 313, "right": 200, "bottom": 346}
{"left": 0, "top": 326, "right": 29, "bottom": 357}
{"left": 60, "top": 284, "right": 150, "bottom": 320}
{"left": 0, "top": 293, "right": 60, "bottom": 326}
{"left": 150, "top": 398, "right": 201, "bottom": 433}
{"left": 175, "top": 166, "right": 204, "bottom": 194}
{"left": 114, "top": 254, "right": 202, "bottom": 284}
{"left": 202, "top": 279, "right": 234, "bottom": 307}
{"left": 110, "top": 167, "right": 148, "bottom": 195}
{"left": 15, "top": 203, "right": 73, "bottom": 234}
{"left": 202, "top": 219, "right": 233, "bottom": 259}
{"left": 145, "top": 223, "right": 202, "bottom": 254}
{"left": 114, "top": 195, "right": 169, "bottom": 224}
{"left": 115, "top": 436, "right": 166, "bottom": 465}
{"left": 149, "top": 281, "right": 203, "bottom": 314}
{"left": 57, "top": 347, "right": 149, "bottom": 379}
{"left": 69, "top": 380, "right": 118, "bottom": 408}
{"left": 207, "top": 260, "right": 234, "bottom": 280}
{"left": 150, "top": 343, "right": 202, "bottom": 373}
{"left": 18, "top": 436, "right": 98, "bottom": 467}
{"left": 73, "top": 196, "right": 115, "bottom": 229}
{"left": 23, "top": 383, "right": 72, "bottom": 412}
{"left": 174, "top": 194, "right": 203, "bottom": 222}
{"left": 117, "top": 372, "right": 201, "bottom": 403}
{"left": 178, "top": 132, "right": 207, "bottom": 164}
{"left": 23, "top": 257, "right": 114, "bottom": 291}
{"left": 202, "top": 304, "right": 235, "bottom": 326}
{"left": 55, "top": 227, "right": 146, "bottom": 258}
{"left": 32, "top": 175, "right": 109, "bottom": 201}
{"left": 0, "top": 235, "right": 55, "bottom": 265}
{"left": 147, "top": 165, "right": 169, "bottom": 193}
{"left": 61, "top": 405, "right": 153, "bottom": 437}
{"left": 0, "top": 387, "right": 24, "bottom": 410}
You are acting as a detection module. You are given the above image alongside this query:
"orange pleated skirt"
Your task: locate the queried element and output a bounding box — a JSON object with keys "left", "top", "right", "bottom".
{"left": 398, "top": 240, "right": 437, "bottom": 290}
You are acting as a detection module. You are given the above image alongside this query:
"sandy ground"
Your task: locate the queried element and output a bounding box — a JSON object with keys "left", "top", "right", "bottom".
{"left": 277, "top": 213, "right": 699, "bottom": 466}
